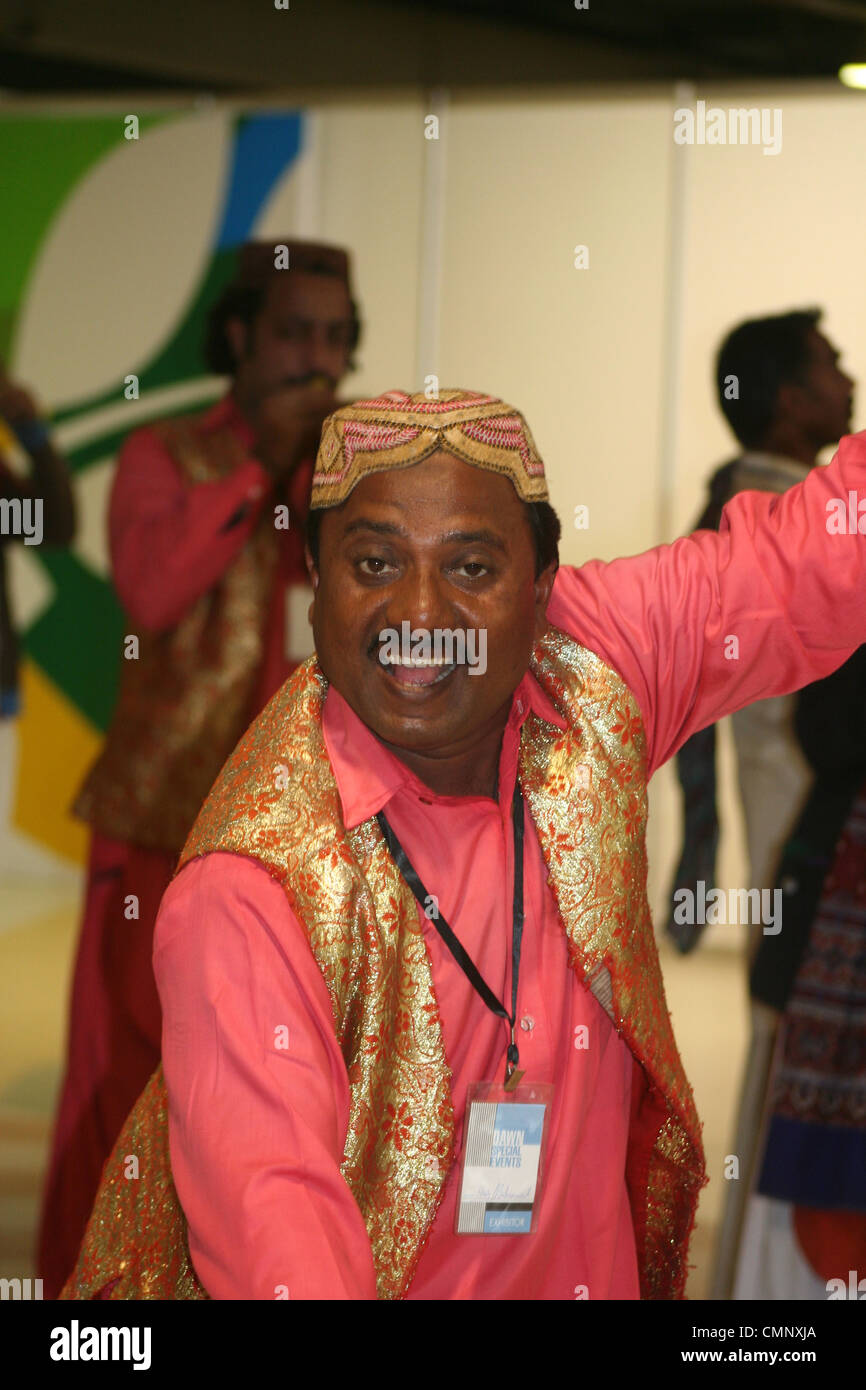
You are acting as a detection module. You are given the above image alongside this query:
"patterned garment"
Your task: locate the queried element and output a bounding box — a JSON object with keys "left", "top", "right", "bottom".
{"left": 71, "top": 402, "right": 280, "bottom": 852}
{"left": 60, "top": 631, "right": 706, "bottom": 1302}
{"left": 757, "top": 784, "right": 866, "bottom": 1210}
{"left": 312, "top": 389, "right": 549, "bottom": 508}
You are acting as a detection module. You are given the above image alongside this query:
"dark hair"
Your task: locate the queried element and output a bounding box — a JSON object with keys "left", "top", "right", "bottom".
{"left": 203, "top": 273, "right": 362, "bottom": 376}
{"left": 524, "top": 500, "right": 561, "bottom": 576}
{"left": 305, "top": 496, "right": 561, "bottom": 578}
{"left": 716, "top": 308, "right": 822, "bottom": 448}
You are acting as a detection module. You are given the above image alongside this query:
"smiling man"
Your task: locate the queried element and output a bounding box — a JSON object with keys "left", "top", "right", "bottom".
{"left": 63, "top": 387, "right": 866, "bottom": 1301}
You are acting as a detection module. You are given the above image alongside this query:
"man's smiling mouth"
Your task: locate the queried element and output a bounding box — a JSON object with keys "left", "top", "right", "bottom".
{"left": 377, "top": 654, "right": 458, "bottom": 688}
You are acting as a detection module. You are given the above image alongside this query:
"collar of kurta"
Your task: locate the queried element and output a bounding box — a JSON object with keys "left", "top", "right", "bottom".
{"left": 201, "top": 391, "right": 256, "bottom": 450}
{"left": 322, "top": 671, "right": 567, "bottom": 830}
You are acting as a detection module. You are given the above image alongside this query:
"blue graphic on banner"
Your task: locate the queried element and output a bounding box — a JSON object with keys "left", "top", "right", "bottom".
{"left": 216, "top": 111, "right": 304, "bottom": 248}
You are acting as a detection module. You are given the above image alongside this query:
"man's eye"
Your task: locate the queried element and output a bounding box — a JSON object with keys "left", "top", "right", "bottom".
{"left": 357, "top": 557, "right": 394, "bottom": 576}
{"left": 453, "top": 561, "right": 489, "bottom": 579}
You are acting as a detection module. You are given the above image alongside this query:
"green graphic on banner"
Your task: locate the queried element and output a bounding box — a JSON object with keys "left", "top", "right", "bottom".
{"left": 4, "top": 109, "right": 306, "bottom": 732}
{"left": 0, "top": 115, "right": 171, "bottom": 362}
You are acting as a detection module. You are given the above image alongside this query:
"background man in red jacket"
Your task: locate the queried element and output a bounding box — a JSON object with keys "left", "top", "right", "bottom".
{"left": 38, "top": 238, "right": 361, "bottom": 1298}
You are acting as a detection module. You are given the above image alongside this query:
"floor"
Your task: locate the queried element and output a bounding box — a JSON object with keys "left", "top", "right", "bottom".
{"left": 661, "top": 935, "right": 749, "bottom": 1298}
{"left": 0, "top": 872, "right": 747, "bottom": 1298}
{"left": 0, "top": 875, "right": 79, "bottom": 1284}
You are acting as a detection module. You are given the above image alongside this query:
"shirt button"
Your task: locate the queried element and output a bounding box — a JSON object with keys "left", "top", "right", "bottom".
{"left": 516, "top": 699, "right": 525, "bottom": 716}
{"left": 519, "top": 1015, "right": 535, "bottom": 1032}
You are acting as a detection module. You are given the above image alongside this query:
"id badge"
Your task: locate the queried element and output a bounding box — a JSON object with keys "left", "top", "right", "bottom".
{"left": 455, "top": 1080, "right": 553, "bottom": 1235}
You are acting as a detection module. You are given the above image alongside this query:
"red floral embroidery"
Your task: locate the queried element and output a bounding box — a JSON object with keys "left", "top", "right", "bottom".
{"left": 382, "top": 1101, "right": 414, "bottom": 1153}
{"left": 378, "top": 896, "right": 401, "bottom": 935}
{"left": 392, "top": 1216, "right": 415, "bottom": 1248}
{"left": 623, "top": 794, "right": 642, "bottom": 839}
{"left": 317, "top": 842, "right": 351, "bottom": 870}
{"left": 610, "top": 703, "right": 642, "bottom": 749}
{"left": 363, "top": 1021, "right": 390, "bottom": 1060}
{"left": 295, "top": 870, "right": 320, "bottom": 898}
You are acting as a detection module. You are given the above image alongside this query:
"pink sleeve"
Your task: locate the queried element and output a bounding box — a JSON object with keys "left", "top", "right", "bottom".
{"left": 153, "top": 852, "right": 378, "bottom": 1301}
{"left": 109, "top": 425, "right": 272, "bottom": 631}
{"left": 547, "top": 431, "right": 866, "bottom": 778}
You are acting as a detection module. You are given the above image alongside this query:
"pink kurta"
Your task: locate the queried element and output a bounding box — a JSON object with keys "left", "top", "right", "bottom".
{"left": 156, "top": 678, "right": 639, "bottom": 1300}
{"left": 155, "top": 431, "right": 866, "bottom": 1300}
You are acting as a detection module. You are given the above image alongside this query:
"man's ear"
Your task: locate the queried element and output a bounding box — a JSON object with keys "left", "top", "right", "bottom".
{"left": 775, "top": 380, "right": 807, "bottom": 425}
{"left": 305, "top": 544, "right": 319, "bottom": 593}
{"left": 533, "top": 562, "right": 557, "bottom": 642}
{"left": 224, "top": 316, "right": 248, "bottom": 369}
{"left": 305, "top": 547, "right": 319, "bottom": 627}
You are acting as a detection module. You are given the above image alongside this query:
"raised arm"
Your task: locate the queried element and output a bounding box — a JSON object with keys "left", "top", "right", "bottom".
{"left": 547, "top": 431, "right": 866, "bottom": 779}
{"left": 0, "top": 373, "right": 76, "bottom": 547}
{"left": 154, "top": 852, "right": 378, "bottom": 1300}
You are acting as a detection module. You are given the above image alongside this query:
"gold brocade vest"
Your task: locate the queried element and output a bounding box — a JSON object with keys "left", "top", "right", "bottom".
{"left": 71, "top": 416, "right": 279, "bottom": 853}
{"left": 62, "top": 628, "right": 706, "bottom": 1302}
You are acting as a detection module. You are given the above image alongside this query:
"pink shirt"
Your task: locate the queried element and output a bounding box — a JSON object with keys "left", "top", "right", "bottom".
{"left": 110, "top": 394, "right": 314, "bottom": 718}
{"left": 154, "top": 431, "right": 866, "bottom": 1300}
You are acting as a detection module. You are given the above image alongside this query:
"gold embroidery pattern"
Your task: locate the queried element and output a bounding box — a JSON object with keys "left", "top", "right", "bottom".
{"left": 643, "top": 1114, "right": 704, "bottom": 1300}
{"left": 62, "top": 630, "right": 705, "bottom": 1301}
{"left": 60, "top": 1067, "right": 205, "bottom": 1301}
{"left": 72, "top": 417, "right": 279, "bottom": 853}
{"left": 524, "top": 628, "right": 705, "bottom": 1297}
{"left": 178, "top": 661, "right": 455, "bottom": 1300}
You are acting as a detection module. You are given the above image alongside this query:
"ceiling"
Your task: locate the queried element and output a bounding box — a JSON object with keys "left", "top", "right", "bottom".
{"left": 2, "top": 0, "right": 866, "bottom": 95}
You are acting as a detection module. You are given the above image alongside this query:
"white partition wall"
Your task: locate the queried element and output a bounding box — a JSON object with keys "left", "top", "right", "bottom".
{"left": 437, "top": 93, "right": 675, "bottom": 568}
{"left": 314, "top": 98, "right": 428, "bottom": 400}
{"left": 660, "top": 86, "right": 866, "bottom": 939}
{"left": 674, "top": 86, "right": 866, "bottom": 534}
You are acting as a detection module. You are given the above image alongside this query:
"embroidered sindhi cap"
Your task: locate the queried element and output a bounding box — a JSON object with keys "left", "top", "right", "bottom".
{"left": 311, "top": 388, "right": 549, "bottom": 511}
{"left": 233, "top": 239, "right": 352, "bottom": 290}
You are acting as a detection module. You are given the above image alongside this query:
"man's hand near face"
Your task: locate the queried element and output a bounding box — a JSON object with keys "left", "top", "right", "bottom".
{"left": 0, "top": 375, "right": 40, "bottom": 426}
{"left": 253, "top": 380, "right": 337, "bottom": 483}
{"left": 0, "top": 361, "right": 76, "bottom": 546}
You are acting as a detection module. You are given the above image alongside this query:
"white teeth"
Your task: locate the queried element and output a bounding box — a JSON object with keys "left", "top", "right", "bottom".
{"left": 380, "top": 656, "right": 453, "bottom": 667}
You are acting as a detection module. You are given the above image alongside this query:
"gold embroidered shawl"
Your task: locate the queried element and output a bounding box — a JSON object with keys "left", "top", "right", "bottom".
{"left": 72, "top": 415, "right": 279, "bottom": 853}
{"left": 62, "top": 628, "right": 705, "bottom": 1301}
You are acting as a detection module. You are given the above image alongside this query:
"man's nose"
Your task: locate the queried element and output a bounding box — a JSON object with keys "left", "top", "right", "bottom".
{"left": 309, "top": 328, "right": 338, "bottom": 377}
{"left": 388, "top": 567, "right": 452, "bottom": 631}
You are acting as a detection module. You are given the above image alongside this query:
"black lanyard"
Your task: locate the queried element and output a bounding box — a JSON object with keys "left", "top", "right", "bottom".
{"left": 376, "top": 781, "right": 526, "bottom": 1086}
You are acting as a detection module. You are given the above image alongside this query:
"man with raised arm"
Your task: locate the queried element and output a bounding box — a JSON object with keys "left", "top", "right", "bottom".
{"left": 62, "top": 388, "right": 866, "bottom": 1301}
